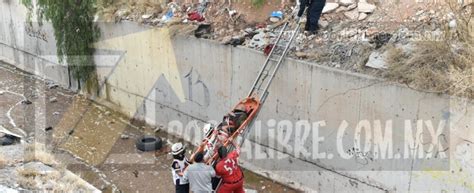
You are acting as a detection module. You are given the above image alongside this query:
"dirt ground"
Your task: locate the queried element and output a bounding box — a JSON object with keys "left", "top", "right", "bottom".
{"left": 0, "top": 62, "right": 298, "bottom": 192}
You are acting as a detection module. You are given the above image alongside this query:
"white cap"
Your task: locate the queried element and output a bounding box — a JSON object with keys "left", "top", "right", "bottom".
{"left": 171, "top": 143, "right": 185, "bottom": 155}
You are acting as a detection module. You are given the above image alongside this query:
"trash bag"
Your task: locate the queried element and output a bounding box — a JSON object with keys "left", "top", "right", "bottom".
{"left": 188, "top": 11, "right": 205, "bottom": 22}
{"left": 195, "top": 24, "right": 212, "bottom": 39}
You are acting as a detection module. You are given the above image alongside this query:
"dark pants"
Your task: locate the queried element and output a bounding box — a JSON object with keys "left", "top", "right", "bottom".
{"left": 175, "top": 179, "right": 189, "bottom": 193}
{"left": 298, "top": 0, "right": 326, "bottom": 32}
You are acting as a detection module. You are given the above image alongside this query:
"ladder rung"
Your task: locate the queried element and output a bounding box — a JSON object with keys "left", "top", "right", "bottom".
{"left": 269, "top": 55, "right": 280, "bottom": 61}
{"left": 276, "top": 43, "right": 286, "bottom": 47}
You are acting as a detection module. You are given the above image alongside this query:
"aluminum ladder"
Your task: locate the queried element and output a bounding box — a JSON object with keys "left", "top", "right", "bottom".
{"left": 236, "top": 19, "right": 303, "bottom": 148}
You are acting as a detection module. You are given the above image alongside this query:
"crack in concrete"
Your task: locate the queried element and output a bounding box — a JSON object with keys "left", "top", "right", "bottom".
{"left": 315, "top": 81, "right": 387, "bottom": 114}
{"left": 246, "top": 138, "right": 391, "bottom": 192}
{"left": 407, "top": 93, "right": 428, "bottom": 192}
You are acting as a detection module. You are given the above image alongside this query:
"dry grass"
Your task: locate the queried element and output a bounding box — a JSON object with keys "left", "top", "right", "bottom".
{"left": 24, "top": 143, "right": 58, "bottom": 167}
{"left": 17, "top": 176, "right": 37, "bottom": 190}
{"left": 17, "top": 167, "right": 90, "bottom": 191}
{"left": 98, "top": 0, "right": 164, "bottom": 22}
{"left": 17, "top": 144, "right": 91, "bottom": 192}
{"left": 17, "top": 166, "right": 62, "bottom": 191}
{"left": 385, "top": 41, "right": 473, "bottom": 98}
{"left": 385, "top": 1, "right": 473, "bottom": 98}
{"left": 53, "top": 172, "right": 91, "bottom": 192}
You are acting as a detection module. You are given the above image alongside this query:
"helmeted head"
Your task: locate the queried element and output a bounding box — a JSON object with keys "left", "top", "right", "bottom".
{"left": 217, "top": 146, "right": 228, "bottom": 159}
{"left": 203, "top": 123, "right": 214, "bottom": 138}
{"left": 171, "top": 142, "right": 186, "bottom": 160}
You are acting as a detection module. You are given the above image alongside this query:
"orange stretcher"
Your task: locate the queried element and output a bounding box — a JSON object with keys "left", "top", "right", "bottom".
{"left": 189, "top": 18, "right": 303, "bottom": 165}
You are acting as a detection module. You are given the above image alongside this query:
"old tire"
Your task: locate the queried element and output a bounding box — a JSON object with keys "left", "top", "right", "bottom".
{"left": 0, "top": 136, "right": 14, "bottom": 146}
{"left": 136, "top": 136, "right": 162, "bottom": 152}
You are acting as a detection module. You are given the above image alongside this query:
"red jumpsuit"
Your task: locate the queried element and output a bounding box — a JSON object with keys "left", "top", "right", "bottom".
{"left": 215, "top": 150, "right": 244, "bottom": 193}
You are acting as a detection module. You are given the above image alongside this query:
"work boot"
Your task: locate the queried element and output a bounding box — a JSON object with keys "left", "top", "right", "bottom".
{"left": 304, "top": 30, "right": 318, "bottom": 36}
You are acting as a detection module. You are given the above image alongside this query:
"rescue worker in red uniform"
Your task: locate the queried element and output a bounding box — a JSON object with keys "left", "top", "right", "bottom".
{"left": 214, "top": 144, "right": 244, "bottom": 193}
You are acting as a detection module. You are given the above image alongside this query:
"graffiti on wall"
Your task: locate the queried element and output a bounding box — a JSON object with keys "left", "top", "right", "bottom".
{"left": 25, "top": 25, "right": 48, "bottom": 42}
{"left": 184, "top": 67, "right": 210, "bottom": 107}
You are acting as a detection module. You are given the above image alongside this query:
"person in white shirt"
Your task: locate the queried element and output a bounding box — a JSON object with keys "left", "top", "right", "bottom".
{"left": 171, "top": 143, "right": 190, "bottom": 193}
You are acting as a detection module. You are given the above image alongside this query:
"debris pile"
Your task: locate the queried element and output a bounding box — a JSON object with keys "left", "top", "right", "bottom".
{"left": 98, "top": 0, "right": 473, "bottom": 98}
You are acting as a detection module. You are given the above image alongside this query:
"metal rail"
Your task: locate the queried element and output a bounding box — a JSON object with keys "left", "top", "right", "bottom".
{"left": 248, "top": 20, "right": 302, "bottom": 104}
{"left": 238, "top": 19, "right": 303, "bottom": 147}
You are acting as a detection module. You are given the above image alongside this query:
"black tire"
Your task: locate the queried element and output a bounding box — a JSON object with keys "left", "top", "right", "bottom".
{"left": 136, "top": 136, "right": 162, "bottom": 152}
{"left": 0, "top": 136, "right": 14, "bottom": 146}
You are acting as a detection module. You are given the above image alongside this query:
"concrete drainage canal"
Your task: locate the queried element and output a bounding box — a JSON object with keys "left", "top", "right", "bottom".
{"left": 0, "top": 63, "right": 296, "bottom": 192}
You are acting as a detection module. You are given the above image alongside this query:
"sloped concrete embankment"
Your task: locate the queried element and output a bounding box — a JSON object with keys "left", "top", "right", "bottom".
{"left": 1, "top": 1, "right": 473, "bottom": 192}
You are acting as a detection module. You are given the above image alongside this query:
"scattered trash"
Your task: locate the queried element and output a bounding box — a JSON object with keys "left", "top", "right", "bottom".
{"left": 263, "top": 44, "right": 274, "bottom": 56}
{"left": 153, "top": 127, "right": 162, "bottom": 133}
{"left": 194, "top": 24, "right": 212, "bottom": 39}
{"left": 188, "top": 11, "right": 205, "bottom": 22}
{"left": 45, "top": 80, "right": 59, "bottom": 89}
{"left": 370, "top": 32, "right": 392, "bottom": 49}
{"left": 255, "top": 23, "right": 267, "bottom": 29}
{"left": 133, "top": 170, "right": 139, "bottom": 178}
{"left": 136, "top": 136, "right": 163, "bottom": 152}
{"left": 161, "top": 11, "right": 174, "bottom": 23}
{"left": 53, "top": 112, "right": 60, "bottom": 116}
{"left": 449, "top": 20, "right": 456, "bottom": 29}
{"left": 228, "top": 9, "right": 238, "bottom": 17}
{"left": 48, "top": 84, "right": 59, "bottom": 89}
{"left": 196, "top": 1, "right": 209, "bottom": 14}
{"left": 269, "top": 11, "right": 284, "bottom": 23}
{"left": 228, "top": 36, "right": 245, "bottom": 47}
{"left": 21, "top": 99, "right": 32, "bottom": 105}
{"left": 365, "top": 51, "right": 388, "bottom": 69}
{"left": 49, "top": 97, "right": 58, "bottom": 103}
{"left": 115, "top": 9, "right": 130, "bottom": 19}
{"left": 142, "top": 14, "right": 153, "bottom": 19}
{"left": 245, "top": 189, "right": 258, "bottom": 193}
{"left": 248, "top": 32, "right": 268, "bottom": 48}
{"left": 45, "top": 127, "right": 53, "bottom": 132}
{"left": 120, "top": 134, "right": 130, "bottom": 140}
{"left": 295, "top": 51, "right": 315, "bottom": 59}
{"left": 0, "top": 91, "right": 4, "bottom": 95}
{"left": 104, "top": 111, "right": 112, "bottom": 116}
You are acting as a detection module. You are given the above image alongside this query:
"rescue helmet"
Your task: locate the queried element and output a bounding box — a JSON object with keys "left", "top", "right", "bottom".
{"left": 171, "top": 142, "right": 185, "bottom": 155}
{"left": 203, "top": 123, "right": 214, "bottom": 137}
